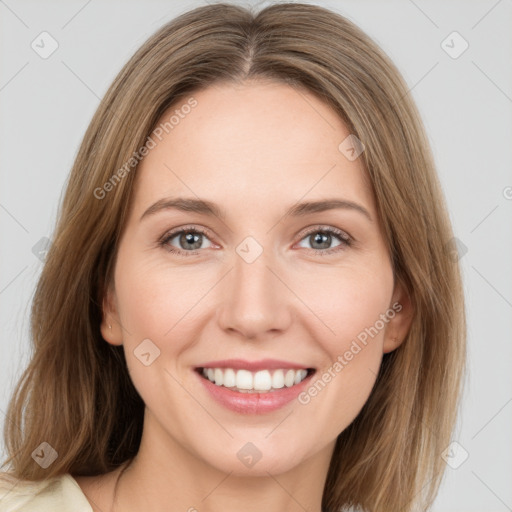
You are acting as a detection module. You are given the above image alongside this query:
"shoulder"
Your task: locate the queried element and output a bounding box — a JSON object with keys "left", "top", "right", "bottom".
{"left": 0, "top": 472, "right": 92, "bottom": 512}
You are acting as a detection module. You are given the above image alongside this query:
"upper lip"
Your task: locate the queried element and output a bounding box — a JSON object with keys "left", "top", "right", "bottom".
{"left": 196, "top": 358, "right": 314, "bottom": 372}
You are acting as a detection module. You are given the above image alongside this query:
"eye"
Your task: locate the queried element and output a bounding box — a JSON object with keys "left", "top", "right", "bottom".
{"left": 158, "top": 225, "right": 353, "bottom": 258}
{"left": 159, "top": 226, "right": 213, "bottom": 256}
{"left": 296, "top": 226, "right": 353, "bottom": 255}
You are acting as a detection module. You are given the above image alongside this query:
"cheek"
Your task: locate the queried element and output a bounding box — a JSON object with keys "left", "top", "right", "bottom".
{"left": 114, "top": 250, "right": 208, "bottom": 341}
{"left": 292, "top": 264, "right": 393, "bottom": 432}
{"left": 291, "top": 261, "right": 393, "bottom": 354}
{"left": 113, "top": 258, "right": 199, "bottom": 420}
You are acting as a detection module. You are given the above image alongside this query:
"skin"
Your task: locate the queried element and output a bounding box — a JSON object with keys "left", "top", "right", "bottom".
{"left": 75, "top": 80, "right": 413, "bottom": 512}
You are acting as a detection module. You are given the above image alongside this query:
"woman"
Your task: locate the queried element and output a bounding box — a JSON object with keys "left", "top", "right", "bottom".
{"left": 0, "top": 2, "right": 466, "bottom": 511}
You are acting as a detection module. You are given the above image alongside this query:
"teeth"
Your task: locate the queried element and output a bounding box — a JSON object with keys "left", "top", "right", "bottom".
{"left": 201, "top": 367, "right": 309, "bottom": 392}
{"left": 223, "top": 368, "right": 236, "bottom": 387}
{"left": 285, "top": 369, "right": 295, "bottom": 387}
{"left": 214, "top": 368, "right": 223, "bottom": 386}
{"left": 236, "top": 369, "right": 253, "bottom": 390}
{"left": 272, "top": 369, "right": 285, "bottom": 389}
{"left": 253, "top": 370, "right": 272, "bottom": 391}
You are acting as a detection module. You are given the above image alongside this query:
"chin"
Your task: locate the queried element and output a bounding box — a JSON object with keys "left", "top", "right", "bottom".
{"left": 200, "top": 440, "right": 308, "bottom": 477}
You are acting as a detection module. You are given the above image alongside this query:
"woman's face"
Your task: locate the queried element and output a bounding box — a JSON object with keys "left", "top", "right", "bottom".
{"left": 103, "top": 80, "right": 412, "bottom": 476}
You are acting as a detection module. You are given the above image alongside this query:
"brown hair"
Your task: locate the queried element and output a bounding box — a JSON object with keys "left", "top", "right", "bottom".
{"left": 1, "top": 3, "right": 466, "bottom": 510}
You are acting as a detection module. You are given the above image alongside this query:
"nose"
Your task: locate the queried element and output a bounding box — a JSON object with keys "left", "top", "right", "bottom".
{"left": 217, "top": 247, "right": 293, "bottom": 340}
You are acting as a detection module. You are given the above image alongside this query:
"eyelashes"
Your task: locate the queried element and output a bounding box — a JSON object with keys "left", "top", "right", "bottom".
{"left": 295, "top": 226, "right": 353, "bottom": 254}
{"left": 159, "top": 226, "right": 213, "bottom": 256}
{"left": 158, "top": 224, "right": 354, "bottom": 258}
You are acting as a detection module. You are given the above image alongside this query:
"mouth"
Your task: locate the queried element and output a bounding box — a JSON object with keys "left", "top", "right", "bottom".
{"left": 195, "top": 366, "right": 316, "bottom": 393}
{"left": 193, "top": 358, "right": 317, "bottom": 414}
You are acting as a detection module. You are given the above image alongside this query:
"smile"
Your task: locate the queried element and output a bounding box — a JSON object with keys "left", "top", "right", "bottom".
{"left": 193, "top": 359, "right": 317, "bottom": 414}
{"left": 197, "top": 367, "right": 313, "bottom": 393}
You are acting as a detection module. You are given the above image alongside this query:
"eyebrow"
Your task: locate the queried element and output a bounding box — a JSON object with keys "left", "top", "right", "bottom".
{"left": 140, "top": 197, "right": 373, "bottom": 222}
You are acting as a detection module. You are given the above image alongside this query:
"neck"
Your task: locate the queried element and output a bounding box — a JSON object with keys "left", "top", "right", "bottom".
{"left": 112, "top": 412, "right": 334, "bottom": 512}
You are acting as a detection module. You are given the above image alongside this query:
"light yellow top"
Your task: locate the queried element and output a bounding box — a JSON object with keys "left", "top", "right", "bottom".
{"left": 0, "top": 473, "right": 92, "bottom": 512}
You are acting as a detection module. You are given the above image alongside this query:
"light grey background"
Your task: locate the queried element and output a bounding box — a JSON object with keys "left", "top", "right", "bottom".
{"left": 1, "top": 1, "right": 511, "bottom": 510}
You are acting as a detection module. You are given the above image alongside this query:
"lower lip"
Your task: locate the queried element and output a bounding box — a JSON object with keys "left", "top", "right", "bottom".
{"left": 195, "top": 369, "right": 315, "bottom": 414}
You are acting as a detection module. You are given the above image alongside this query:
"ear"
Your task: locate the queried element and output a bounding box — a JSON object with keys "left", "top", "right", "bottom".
{"left": 100, "top": 282, "right": 123, "bottom": 346}
{"left": 382, "top": 276, "right": 414, "bottom": 354}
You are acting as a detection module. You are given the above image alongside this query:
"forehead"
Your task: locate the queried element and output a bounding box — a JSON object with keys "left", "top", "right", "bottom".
{"left": 131, "top": 80, "right": 375, "bottom": 220}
